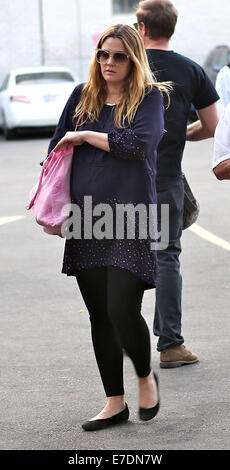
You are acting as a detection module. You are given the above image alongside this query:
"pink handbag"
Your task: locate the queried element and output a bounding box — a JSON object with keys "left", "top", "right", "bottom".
{"left": 25, "top": 146, "right": 73, "bottom": 237}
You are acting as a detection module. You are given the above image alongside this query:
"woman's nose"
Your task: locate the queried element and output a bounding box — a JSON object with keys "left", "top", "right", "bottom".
{"left": 107, "top": 54, "right": 115, "bottom": 65}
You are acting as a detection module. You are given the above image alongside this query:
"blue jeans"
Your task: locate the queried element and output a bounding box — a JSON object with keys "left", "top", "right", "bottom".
{"left": 154, "top": 177, "right": 184, "bottom": 351}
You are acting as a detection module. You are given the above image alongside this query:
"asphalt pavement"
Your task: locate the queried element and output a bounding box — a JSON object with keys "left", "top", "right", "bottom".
{"left": 0, "top": 132, "right": 229, "bottom": 451}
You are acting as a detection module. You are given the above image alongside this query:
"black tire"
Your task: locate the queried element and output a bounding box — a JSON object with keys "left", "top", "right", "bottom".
{"left": 3, "top": 127, "right": 15, "bottom": 140}
{"left": 1, "top": 111, "right": 15, "bottom": 139}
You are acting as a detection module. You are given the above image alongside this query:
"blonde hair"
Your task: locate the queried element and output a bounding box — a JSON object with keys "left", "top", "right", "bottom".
{"left": 74, "top": 24, "right": 172, "bottom": 128}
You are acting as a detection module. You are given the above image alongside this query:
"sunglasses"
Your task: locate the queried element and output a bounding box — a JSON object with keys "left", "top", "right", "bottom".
{"left": 133, "top": 22, "right": 139, "bottom": 31}
{"left": 96, "top": 49, "right": 130, "bottom": 64}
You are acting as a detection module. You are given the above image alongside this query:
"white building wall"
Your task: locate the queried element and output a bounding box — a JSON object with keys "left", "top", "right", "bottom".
{"left": 42, "top": 0, "right": 78, "bottom": 70}
{"left": 169, "top": 0, "right": 230, "bottom": 65}
{"left": 0, "top": 0, "right": 230, "bottom": 83}
{"left": 76, "top": 0, "right": 230, "bottom": 80}
{"left": 0, "top": 0, "right": 40, "bottom": 78}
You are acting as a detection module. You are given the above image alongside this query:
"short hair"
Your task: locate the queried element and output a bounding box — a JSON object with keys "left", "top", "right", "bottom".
{"left": 136, "top": 0, "right": 178, "bottom": 39}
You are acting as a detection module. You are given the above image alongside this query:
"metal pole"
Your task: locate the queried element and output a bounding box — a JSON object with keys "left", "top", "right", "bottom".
{"left": 38, "top": 0, "right": 45, "bottom": 65}
{"left": 76, "top": 0, "right": 82, "bottom": 80}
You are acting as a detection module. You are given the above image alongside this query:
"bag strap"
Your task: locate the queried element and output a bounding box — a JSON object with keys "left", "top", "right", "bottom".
{"left": 26, "top": 156, "right": 52, "bottom": 209}
{"left": 75, "top": 114, "right": 81, "bottom": 130}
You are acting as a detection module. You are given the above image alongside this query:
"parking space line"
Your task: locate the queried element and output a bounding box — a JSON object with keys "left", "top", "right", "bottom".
{"left": 1, "top": 217, "right": 229, "bottom": 252}
{"left": 0, "top": 216, "right": 25, "bottom": 225}
{"left": 188, "top": 223, "right": 230, "bottom": 252}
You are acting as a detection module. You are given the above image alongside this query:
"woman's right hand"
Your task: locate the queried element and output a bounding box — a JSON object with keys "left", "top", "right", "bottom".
{"left": 52, "top": 131, "right": 87, "bottom": 152}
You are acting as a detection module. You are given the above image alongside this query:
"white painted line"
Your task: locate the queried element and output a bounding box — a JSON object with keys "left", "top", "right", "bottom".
{"left": 188, "top": 223, "right": 230, "bottom": 252}
{"left": 0, "top": 216, "right": 25, "bottom": 226}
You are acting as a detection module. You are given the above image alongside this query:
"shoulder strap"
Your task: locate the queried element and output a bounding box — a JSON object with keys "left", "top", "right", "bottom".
{"left": 74, "top": 114, "right": 82, "bottom": 130}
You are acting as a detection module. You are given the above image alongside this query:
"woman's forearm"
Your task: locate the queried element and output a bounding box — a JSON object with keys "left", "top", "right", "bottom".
{"left": 84, "top": 131, "right": 110, "bottom": 152}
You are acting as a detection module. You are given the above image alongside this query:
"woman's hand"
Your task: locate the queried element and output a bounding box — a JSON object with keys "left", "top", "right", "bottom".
{"left": 53, "top": 130, "right": 110, "bottom": 153}
{"left": 52, "top": 131, "right": 87, "bottom": 152}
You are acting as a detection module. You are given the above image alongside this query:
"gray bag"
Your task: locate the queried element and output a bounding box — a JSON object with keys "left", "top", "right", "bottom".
{"left": 182, "top": 174, "right": 200, "bottom": 230}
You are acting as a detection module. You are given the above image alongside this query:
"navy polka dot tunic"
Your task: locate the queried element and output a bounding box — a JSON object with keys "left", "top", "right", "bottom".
{"left": 48, "top": 84, "right": 165, "bottom": 289}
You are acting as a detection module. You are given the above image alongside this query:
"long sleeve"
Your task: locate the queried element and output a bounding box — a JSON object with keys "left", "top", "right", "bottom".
{"left": 108, "top": 88, "right": 164, "bottom": 161}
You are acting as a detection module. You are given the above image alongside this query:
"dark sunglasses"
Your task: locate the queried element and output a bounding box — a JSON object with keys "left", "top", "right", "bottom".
{"left": 96, "top": 49, "right": 130, "bottom": 64}
{"left": 133, "top": 22, "right": 139, "bottom": 31}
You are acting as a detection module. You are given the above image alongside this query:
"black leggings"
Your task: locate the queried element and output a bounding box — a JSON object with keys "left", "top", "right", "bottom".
{"left": 76, "top": 266, "right": 152, "bottom": 397}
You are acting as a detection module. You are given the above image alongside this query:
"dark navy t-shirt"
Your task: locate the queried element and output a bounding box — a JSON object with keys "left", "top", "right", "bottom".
{"left": 146, "top": 49, "right": 219, "bottom": 179}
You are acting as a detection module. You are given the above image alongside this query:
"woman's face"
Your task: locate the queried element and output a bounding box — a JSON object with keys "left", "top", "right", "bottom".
{"left": 98, "top": 37, "right": 132, "bottom": 87}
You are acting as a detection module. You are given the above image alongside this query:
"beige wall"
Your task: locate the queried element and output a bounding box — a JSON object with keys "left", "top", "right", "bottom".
{"left": 170, "top": 0, "right": 230, "bottom": 64}
{"left": 0, "top": 0, "right": 229, "bottom": 83}
{"left": 0, "top": 0, "right": 40, "bottom": 77}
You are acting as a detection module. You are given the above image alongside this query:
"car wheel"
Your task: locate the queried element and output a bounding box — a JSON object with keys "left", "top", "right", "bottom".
{"left": 1, "top": 111, "right": 15, "bottom": 139}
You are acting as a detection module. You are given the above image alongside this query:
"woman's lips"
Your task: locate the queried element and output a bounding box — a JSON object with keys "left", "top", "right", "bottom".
{"left": 105, "top": 69, "right": 116, "bottom": 74}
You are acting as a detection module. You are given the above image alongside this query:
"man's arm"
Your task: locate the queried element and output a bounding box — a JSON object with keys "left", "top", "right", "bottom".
{"left": 213, "top": 160, "right": 230, "bottom": 180}
{"left": 186, "top": 102, "right": 219, "bottom": 141}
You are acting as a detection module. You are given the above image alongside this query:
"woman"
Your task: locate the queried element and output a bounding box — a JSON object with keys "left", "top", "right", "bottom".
{"left": 48, "top": 24, "right": 170, "bottom": 431}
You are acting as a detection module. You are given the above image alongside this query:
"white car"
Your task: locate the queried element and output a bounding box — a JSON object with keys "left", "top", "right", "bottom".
{"left": 0, "top": 66, "right": 79, "bottom": 138}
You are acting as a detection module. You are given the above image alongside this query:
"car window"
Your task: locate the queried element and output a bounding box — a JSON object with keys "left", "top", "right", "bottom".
{"left": 210, "top": 50, "right": 222, "bottom": 70}
{"left": 15, "top": 72, "right": 75, "bottom": 85}
{"left": 208, "top": 50, "right": 220, "bottom": 67}
{"left": 216, "top": 48, "right": 230, "bottom": 67}
{"left": 0, "top": 74, "right": 10, "bottom": 91}
{"left": 204, "top": 47, "right": 230, "bottom": 72}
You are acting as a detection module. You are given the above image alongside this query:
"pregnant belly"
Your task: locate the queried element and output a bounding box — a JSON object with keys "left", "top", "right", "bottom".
{"left": 73, "top": 167, "right": 151, "bottom": 205}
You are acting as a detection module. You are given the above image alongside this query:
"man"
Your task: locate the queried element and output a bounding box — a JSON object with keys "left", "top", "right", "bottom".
{"left": 136, "top": 0, "right": 219, "bottom": 368}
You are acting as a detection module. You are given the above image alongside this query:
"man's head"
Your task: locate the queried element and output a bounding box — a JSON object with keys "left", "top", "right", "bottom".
{"left": 136, "top": 0, "right": 178, "bottom": 41}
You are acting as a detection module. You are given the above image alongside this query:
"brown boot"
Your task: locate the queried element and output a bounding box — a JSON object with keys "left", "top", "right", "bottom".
{"left": 160, "top": 345, "right": 198, "bottom": 369}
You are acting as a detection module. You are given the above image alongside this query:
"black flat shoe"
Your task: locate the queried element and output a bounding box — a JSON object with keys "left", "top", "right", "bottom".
{"left": 139, "top": 372, "right": 160, "bottom": 421}
{"left": 82, "top": 403, "right": 129, "bottom": 431}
